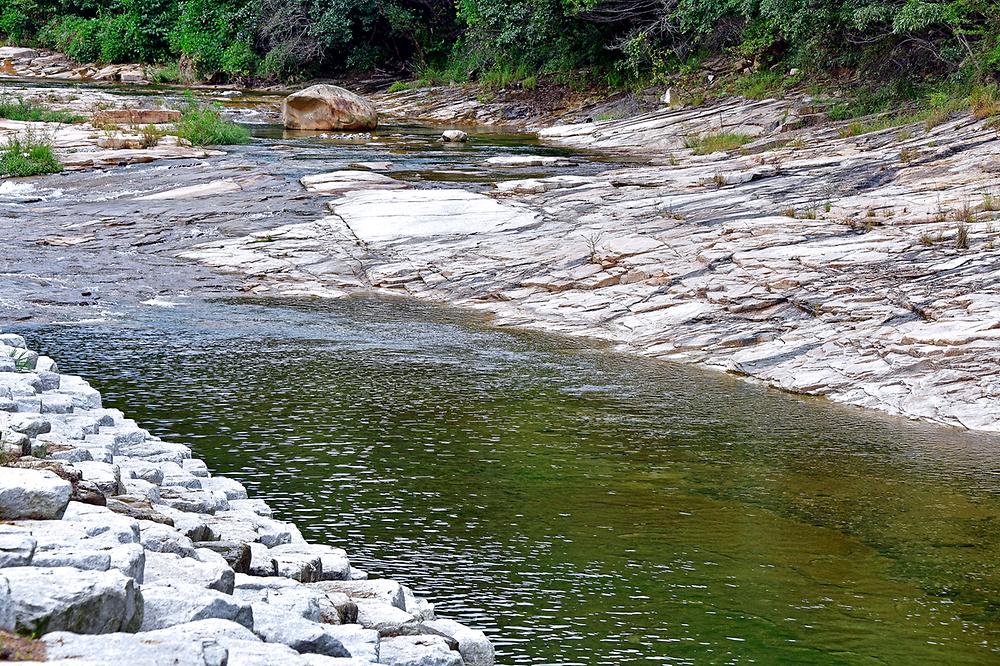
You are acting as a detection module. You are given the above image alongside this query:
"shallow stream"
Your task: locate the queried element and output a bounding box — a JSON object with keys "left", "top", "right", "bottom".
{"left": 16, "top": 296, "right": 1000, "bottom": 665}
{"left": 6, "top": 81, "right": 1000, "bottom": 664}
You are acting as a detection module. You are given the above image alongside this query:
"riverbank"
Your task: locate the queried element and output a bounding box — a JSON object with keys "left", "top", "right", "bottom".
{"left": 0, "top": 330, "right": 494, "bottom": 665}
{"left": 182, "top": 96, "right": 1000, "bottom": 433}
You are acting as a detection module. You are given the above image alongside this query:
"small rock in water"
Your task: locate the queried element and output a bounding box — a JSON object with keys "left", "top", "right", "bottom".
{"left": 442, "top": 130, "right": 468, "bottom": 143}
{"left": 350, "top": 161, "right": 393, "bottom": 171}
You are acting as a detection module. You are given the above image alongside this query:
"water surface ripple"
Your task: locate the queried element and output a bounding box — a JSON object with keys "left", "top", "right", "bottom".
{"left": 18, "top": 297, "right": 1000, "bottom": 665}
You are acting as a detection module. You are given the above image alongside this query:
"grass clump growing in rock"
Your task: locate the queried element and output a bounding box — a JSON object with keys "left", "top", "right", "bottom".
{"left": 175, "top": 103, "right": 250, "bottom": 146}
{"left": 139, "top": 124, "right": 165, "bottom": 148}
{"left": 0, "top": 96, "right": 82, "bottom": 124}
{"left": 970, "top": 84, "right": 1000, "bottom": 120}
{"left": 955, "top": 223, "right": 970, "bottom": 249}
{"left": 0, "top": 131, "right": 63, "bottom": 177}
{"left": 684, "top": 132, "right": 754, "bottom": 155}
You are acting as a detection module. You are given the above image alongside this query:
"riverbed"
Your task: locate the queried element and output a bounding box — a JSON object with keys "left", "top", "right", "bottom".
{"left": 5, "top": 81, "right": 1000, "bottom": 664}
{"left": 14, "top": 295, "right": 1000, "bottom": 665}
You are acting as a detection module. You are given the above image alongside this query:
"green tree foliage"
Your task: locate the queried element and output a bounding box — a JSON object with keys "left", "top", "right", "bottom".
{"left": 0, "top": 0, "right": 998, "bottom": 84}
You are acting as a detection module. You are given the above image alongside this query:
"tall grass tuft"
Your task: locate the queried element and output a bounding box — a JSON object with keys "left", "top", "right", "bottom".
{"left": 175, "top": 103, "right": 250, "bottom": 146}
{"left": 684, "top": 132, "right": 754, "bottom": 155}
{"left": 970, "top": 84, "right": 1000, "bottom": 120}
{"left": 0, "top": 131, "right": 63, "bottom": 177}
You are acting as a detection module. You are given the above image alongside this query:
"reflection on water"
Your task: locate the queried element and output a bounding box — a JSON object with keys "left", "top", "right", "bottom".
{"left": 17, "top": 297, "right": 1000, "bottom": 665}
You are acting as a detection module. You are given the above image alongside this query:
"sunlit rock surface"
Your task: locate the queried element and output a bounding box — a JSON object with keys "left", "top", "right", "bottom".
{"left": 184, "top": 99, "right": 1000, "bottom": 432}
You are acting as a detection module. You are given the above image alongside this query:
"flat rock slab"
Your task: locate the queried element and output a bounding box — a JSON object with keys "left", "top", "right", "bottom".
{"left": 43, "top": 631, "right": 227, "bottom": 666}
{"left": 485, "top": 155, "right": 572, "bottom": 167}
{"left": 495, "top": 175, "right": 603, "bottom": 194}
{"left": 301, "top": 171, "right": 409, "bottom": 195}
{"left": 0, "top": 47, "right": 37, "bottom": 59}
{"left": 136, "top": 179, "right": 244, "bottom": 201}
{"left": 331, "top": 190, "right": 539, "bottom": 241}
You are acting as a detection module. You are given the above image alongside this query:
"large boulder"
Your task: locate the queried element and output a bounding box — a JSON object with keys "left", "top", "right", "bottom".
{"left": 139, "top": 583, "right": 253, "bottom": 631}
{"left": 142, "top": 618, "right": 260, "bottom": 643}
{"left": 283, "top": 85, "right": 378, "bottom": 131}
{"left": 270, "top": 543, "right": 350, "bottom": 582}
{"left": 0, "top": 529, "right": 37, "bottom": 567}
{"left": 232, "top": 574, "right": 324, "bottom": 621}
{"left": 321, "top": 625, "right": 379, "bottom": 663}
{"left": 225, "top": 639, "right": 309, "bottom": 665}
{"left": 355, "top": 599, "right": 414, "bottom": 631}
{"left": 309, "top": 580, "right": 405, "bottom": 610}
{"left": 0, "top": 467, "right": 72, "bottom": 519}
{"left": 422, "top": 618, "right": 494, "bottom": 666}
{"left": 1, "top": 566, "right": 143, "bottom": 634}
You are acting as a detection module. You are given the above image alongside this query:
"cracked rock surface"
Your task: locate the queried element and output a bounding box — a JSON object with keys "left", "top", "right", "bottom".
{"left": 184, "top": 98, "right": 1000, "bottom": 431}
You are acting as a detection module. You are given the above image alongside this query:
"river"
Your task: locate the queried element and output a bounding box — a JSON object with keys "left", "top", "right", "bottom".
{"left": 6, "top": 82, "right": 1000, "bottom": 664}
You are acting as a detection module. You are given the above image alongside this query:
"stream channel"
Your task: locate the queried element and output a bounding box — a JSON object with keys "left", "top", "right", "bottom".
{"left": 5, "top": 80, "right": 1000, "bottom": 665}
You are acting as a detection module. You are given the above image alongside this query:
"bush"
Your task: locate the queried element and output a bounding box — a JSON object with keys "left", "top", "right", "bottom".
{"left": 0, "top": 130, "right": 63, "bottom": 177}
{"left": 219, "top": 40, "right": 258, "bottom": 78}
{"left": 175, "top": 102, "right": 250, "bottom": 146}
{"left": 38, "top": 16, "right": 101, "bottom": 63}
{"left": 170, "top": 0, "right": 259, "bottom": 79}
{"left": 147, "top": 60, "right": 181, "bottom": 83}
{"left": 97, "top": 12, "right": 155, "bottom": 62}
{"left": 0, "top": 1, "right": 33, "bottom": 42}
{"left": 3, "top": 0, "right": 1000, "bottom": 95}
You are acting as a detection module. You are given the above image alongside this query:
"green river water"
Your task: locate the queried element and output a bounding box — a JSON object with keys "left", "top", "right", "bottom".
{"left": 17, "top": 296, "right": 1000, "bottom": 665}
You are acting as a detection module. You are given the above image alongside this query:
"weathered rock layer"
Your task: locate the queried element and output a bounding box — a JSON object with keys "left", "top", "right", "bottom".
{"left": 183, "top": 98, "right": 1000, "bottom": 432}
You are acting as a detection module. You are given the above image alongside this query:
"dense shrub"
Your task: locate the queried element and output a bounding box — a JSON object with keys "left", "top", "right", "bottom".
{"left": 1, "top": 0, "right": 1000, "bottom": 89}
{"left": 96, "top": 12, "right": 154, "bottom": 62}
{"left": 0, "top": 0, "right": 36, "bottom": 42}
{"left": 37, "top": 15, "right": 100, "bottom": 62}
